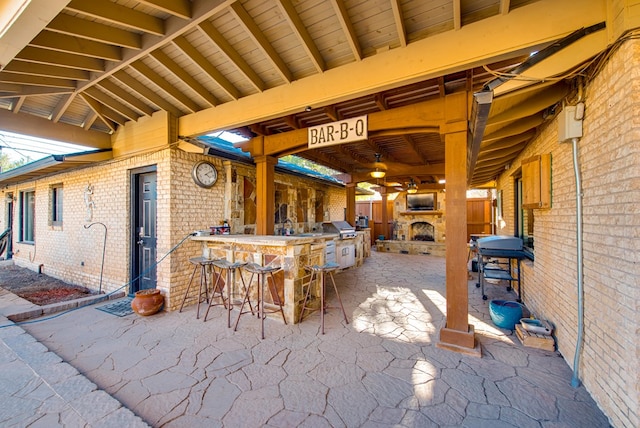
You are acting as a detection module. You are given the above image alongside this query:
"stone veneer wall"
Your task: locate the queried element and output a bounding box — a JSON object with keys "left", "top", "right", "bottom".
{"left": 495, "top": 40, "right": 639, "bottom": 428}
{"left": 392, "top": 190, "right": 446, "bottom": 242}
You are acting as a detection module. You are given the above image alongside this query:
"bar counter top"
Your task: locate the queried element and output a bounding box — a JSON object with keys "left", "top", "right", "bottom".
{"left": 191, "top": 232, "right": 338, "bottom": 246}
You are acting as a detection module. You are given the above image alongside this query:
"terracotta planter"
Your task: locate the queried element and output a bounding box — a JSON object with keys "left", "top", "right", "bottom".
{"left": 131, "top": 289, "right": 164, "bottom": 316}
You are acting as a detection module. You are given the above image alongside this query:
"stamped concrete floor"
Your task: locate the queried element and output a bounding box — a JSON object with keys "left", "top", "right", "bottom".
{"left": 9, "top": 252, "right": 610, "bottom": 427}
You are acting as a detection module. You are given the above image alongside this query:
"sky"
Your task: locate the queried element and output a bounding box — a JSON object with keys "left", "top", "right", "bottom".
{"left": 0, "top": 130, "right": 93, "bottom": 164}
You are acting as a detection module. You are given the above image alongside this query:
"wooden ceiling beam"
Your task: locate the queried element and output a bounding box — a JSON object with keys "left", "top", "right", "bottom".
{"left": 16, "top": 47, "right": 105, "bottom": 72}
{"left": 390, "top": 0, "right": 407, "bottom": 47}
{"left": 453, "top": 0, "right": 461, "bottom": 30}
{"left": 0, "top": 72, "right": 76, "bottom": 89}
{"left": 229, "top": 1, "right": 293, "bottom": 83}
{"left": 97, "top": 80, "right": 156, "bottom": 117}
{"left": 488, "top": 85, "right": 567, "bottom": 125}
{"left": 476, "top": 144, "right": 523, "bottom": 164}
{"left": 11, "top": 97, "right": 26, "bottom": 113}
{"left": 172, "top": 36, "right": 240, "bottom": 100}
{"left": 480, "top": 130, "right": 534, "bottom": 152}
{"left": 500, "top": 0, "right": 511, "bottom": 15}
{"left": 47, "top": 14, "right": 143, "bottom": 49}
{"left": 197, "top": 20, "right": 265, "bottom": 92}
{"left": 51, "top": 94, "right": 75, "bottom": 122}
{"left": 137, "top": 0, "right": 192, "bottom": 19}
{"left": 277, "top": 0, "right": 325, "bottom": 73}
{"left": 0, "top": 87, "right": 72, "bottom": 98}
{"left": 65, "top": 0, "right": 165, "bottom": 36}
{"left": 130, "top": 60, "right": 201, "bottom": 113}
{"left": 80, "top": 93, "right": 123, "bottom": 129}
{"left": 30, "top": 32, "right": 123, "bottom": 61}
{"left": 249, "top": 97, "right": 445, "bottom": 158}
{"left": 150, "top": 49, "right": 218, "bottom": 107}
{"left": 112, "top": 70, "right": 181, "bottom": 116}
{"left": 83, "top": 112, "right": 99, "bottom": 130}
{"left": 0, "top": 108, "right": 111, "bottom": 148}
{"left": 483, "top": 113, "right": 544, "bottom": 142}
{"left": 84, "top": 87, "right": 141, "bottom": 122}
{"left": 329, "top": 0, "right": 362, "bottom": 61}
{"left": 3, "top": 61, "right": 90, "bottom": 81}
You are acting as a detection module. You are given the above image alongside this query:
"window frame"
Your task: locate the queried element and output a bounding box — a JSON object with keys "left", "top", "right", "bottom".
{"left": 50, "top": 184, "right": 63, "bottom": 227}
{"left": 19, "top": 189, "right": 35, "bottom": 243}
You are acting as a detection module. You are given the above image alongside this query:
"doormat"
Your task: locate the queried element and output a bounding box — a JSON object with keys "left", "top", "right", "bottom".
{"left": 96, "top": 297, "right": 134, "bottom": 317}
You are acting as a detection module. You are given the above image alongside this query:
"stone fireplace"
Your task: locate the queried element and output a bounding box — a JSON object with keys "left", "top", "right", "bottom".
{"left": 410, "top": 221, "right": 435, "bottom": 241}
{"left": 375, "top": 191, "right": 446, "bottom": 256}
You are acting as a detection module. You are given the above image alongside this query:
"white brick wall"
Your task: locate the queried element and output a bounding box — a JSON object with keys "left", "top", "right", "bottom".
{"left": 496, "top": 39, "right": 640, "bottom": 428}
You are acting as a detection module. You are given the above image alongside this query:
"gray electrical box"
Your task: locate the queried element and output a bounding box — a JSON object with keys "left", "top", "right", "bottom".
{"left": 557, "top": 105, "right": 583, "bottom": 142}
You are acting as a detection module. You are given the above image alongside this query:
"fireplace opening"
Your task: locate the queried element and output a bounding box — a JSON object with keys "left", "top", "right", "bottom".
{"left": 411, "top": 222, "right": 434, "bottom": 241}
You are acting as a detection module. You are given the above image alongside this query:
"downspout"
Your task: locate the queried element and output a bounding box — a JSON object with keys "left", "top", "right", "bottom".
{"left": 570, "top": 135, "right": 584, "bottom": 388}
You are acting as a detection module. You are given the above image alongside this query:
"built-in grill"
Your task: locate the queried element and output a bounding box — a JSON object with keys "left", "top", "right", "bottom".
{"left": 322, "top": 221, "right": 357, "bottom": 239}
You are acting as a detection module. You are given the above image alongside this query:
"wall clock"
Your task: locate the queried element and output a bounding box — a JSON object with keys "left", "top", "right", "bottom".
{"left": 192, "top": 160, "right": 218, "bottom": 188}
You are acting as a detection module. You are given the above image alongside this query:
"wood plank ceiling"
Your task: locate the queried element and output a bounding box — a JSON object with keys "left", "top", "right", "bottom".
{"left": 0, "top": 0, "right": 605, "bottom": 187}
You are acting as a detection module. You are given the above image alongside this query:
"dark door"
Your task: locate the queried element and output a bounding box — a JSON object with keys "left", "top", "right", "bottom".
{"left": 131, "top": 169, "right": 157, "bottom": 293}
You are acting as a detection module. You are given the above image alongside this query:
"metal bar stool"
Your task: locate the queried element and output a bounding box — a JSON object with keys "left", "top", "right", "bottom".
{"left": 179, "top": 256, "right": 217, "bottom": 319}
{"left": 299, "top": 262, "right": 349, "bottom": 334}
{"left": 204, "top": 259, "right": 247, "bottom": 327}
{"left": 235, "top": 262, "right": 286, "bottom": 339}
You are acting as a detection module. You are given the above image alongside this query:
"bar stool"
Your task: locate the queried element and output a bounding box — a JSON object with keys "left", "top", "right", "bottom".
{"left": 179, "top": 256, "right": 217, "bottom": 319}
{"left": 299, "top": 262, "right": 349, "bottom": 334}
{"left": 204, "top": 259, "right": 247, "bottom": 327}
{"left": 235, "top": 262, "right": 286, "bottom": 339}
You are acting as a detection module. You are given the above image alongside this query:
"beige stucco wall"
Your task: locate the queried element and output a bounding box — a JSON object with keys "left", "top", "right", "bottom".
{"left": 1, "top": 147, "right": 347, "bottom": 313}
{"left": 495, "top": 39, "right": 640, "bottom": 428}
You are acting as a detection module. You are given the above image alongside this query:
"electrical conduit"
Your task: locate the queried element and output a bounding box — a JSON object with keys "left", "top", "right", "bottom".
{"left": 570, "top": 136, "right": 584, "bottom": 388}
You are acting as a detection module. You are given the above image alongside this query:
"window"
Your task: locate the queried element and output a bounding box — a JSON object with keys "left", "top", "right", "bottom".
{"left": 50, "top": 184, "right": 63, "bottom": 226}
{"left": 20, "top": 190, "right": 35, "bottom": 242}
{"left": 515, "top": 178, "right": 534, "bottom": 250}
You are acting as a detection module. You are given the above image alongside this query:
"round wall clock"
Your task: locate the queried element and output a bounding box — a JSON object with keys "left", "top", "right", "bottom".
{"left": 192, "top": 160, "right": 218, "bottom": 188}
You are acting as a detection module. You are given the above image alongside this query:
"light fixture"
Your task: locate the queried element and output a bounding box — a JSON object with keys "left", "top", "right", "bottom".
{"left": 370, "top": 153, "right": 386, "bottom": 178}
{"left": 407, "top": 179, "right": 418, "bottom": 194}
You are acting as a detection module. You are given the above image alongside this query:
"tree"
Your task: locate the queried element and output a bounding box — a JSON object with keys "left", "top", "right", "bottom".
{"left": 0, "top": 153, "right": 27, "bottom": 173}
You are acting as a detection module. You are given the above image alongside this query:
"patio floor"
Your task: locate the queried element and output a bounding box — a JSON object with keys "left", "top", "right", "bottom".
{"left": 1, "top": 251, "right": 610, "bottom": 427}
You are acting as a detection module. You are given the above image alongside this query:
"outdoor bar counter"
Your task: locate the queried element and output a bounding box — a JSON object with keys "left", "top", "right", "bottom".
{"left": 191, "top": 231, "right": 369, "bottom": 324}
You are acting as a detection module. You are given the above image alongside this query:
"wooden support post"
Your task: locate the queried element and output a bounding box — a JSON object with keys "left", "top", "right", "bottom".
{"left": 345, "top": 183, "right": 356, "bottom": 226}
{"left": 379, "top": 187, "right": 388, "bottom": 239}
{"left": 254, "top": 155, "right": 277, "bottom": 236}
{"left": 438, "top": 92, "right": 480, "bottom": 356}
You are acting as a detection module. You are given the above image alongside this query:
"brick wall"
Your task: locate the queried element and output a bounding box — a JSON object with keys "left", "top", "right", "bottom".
{"left": 495, "top": 40, "right": 640, "bottom": 428}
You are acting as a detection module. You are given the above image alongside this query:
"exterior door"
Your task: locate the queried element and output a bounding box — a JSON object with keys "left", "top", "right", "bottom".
{"left": 131, "top": 168, "right": 157, "bottom": 293}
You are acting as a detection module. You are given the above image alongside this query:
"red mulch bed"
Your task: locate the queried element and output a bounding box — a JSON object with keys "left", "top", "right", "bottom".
{"left": 0, "top": 263, "right": 94, "bottom": 306}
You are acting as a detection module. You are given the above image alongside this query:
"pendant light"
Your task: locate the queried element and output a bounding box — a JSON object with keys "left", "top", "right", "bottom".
{"left": 407, "top": 178, "right": 418, "bottom": 194}
{"left": 370, "top": 153, "right": 386, "bottom": 178}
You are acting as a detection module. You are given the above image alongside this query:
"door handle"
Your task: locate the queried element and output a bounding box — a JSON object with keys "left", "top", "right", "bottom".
{"left": 137, "top": 239, "right": 144, "bottom": 245}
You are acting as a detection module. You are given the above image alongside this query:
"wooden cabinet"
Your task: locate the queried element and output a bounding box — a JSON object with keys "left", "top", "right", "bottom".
{"left": 522, "top": 154, "right": 551, "bottom": 209}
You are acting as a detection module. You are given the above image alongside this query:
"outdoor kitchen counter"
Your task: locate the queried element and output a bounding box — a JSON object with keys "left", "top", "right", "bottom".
{"left": 191, "top": 234, "right": 337, "bottom": 324}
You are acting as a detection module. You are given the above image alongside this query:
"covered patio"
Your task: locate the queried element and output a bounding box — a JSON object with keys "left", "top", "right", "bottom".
{"left": 4, "top": 251, "right": 609, "bottom": 427}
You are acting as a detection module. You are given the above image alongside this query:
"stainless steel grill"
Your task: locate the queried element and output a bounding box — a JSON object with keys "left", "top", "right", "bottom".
{"left": 322, "top": 221, "right": 357, "bottom": 239}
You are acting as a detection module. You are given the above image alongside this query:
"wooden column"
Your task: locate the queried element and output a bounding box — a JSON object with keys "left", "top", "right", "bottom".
{"left": 345, "top": 183, "right": 356, "bottom": 225}
{"left": 437, "top": 92, "right": 479, "bottom": 356}
{"left": 254, "top": 155, "right": 277, "bottom": 236}
{"left": 379, "top": 187, "right": 388, "bottom": 239}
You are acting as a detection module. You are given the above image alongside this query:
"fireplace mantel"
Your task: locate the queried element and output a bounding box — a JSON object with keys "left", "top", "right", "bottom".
{"left": 400, "top": 211, "right": 443, "bottom": 216}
